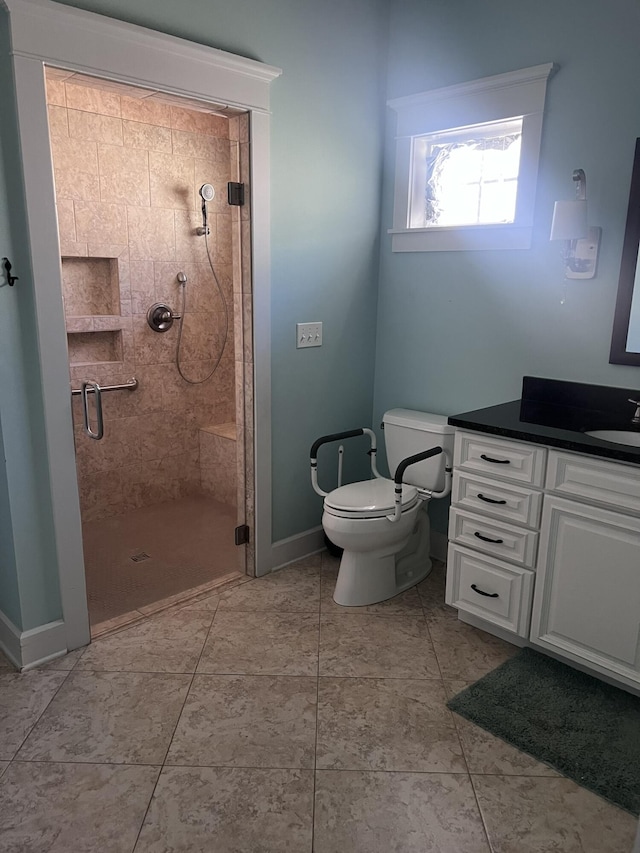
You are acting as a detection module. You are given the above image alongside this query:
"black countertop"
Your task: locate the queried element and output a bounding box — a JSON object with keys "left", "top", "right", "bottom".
{"left": 448, "top": 377, "right": 640, "bottom": 466}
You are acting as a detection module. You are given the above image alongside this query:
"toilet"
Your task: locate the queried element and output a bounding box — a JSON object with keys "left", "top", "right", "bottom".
{"left": 312, "top": 409, "right": 454, "bottom": 607}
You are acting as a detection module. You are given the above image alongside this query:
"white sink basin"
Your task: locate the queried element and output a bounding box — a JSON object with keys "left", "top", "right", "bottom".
{"left": 585, "top": 430, "right": 640, "bottom": 447}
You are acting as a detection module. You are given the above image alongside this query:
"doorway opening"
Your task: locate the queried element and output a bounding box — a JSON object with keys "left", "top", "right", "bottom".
{"left": 44, "top": 67, "right": 255, "bottom": 636}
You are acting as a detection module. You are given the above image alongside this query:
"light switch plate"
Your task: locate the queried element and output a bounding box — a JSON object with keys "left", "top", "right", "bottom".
{"left": 296, "top": 322, "right": 322, "bottom": 348}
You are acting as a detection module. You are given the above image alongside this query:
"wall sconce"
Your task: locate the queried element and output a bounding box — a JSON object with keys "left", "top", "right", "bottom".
{"left": 550, "top": 169, "right": 601, "bottom": 279}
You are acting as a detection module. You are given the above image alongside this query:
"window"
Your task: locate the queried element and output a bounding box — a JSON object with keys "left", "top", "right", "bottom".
{"left": 388, "top": 64, "right": 555, "bottom": 252}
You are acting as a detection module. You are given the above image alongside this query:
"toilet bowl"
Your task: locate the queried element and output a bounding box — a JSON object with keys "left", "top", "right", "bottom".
{"left": 311, "top": 410, "right": 454, "bottom": 607}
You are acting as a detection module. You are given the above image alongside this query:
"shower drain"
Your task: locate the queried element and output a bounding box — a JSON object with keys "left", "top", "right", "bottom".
{"left": 130, "top": 552, "right": 151, "bottom": 563}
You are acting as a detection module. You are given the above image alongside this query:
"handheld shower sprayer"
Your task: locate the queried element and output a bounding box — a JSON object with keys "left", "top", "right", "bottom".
{"left": 197, "top": 184, "right": 215, "bottom": 236}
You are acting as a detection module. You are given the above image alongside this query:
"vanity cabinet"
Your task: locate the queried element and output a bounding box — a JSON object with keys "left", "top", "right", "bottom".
{"left": 446, "top": 431, "right": 546, "bottom": 639}
{"left": 447, "top": 431, "right": 640, "bottom": 690}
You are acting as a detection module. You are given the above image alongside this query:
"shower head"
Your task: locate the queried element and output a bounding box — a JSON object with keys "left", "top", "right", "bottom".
{"left": 199, "top": 184, "right": 215, "bottom": 203}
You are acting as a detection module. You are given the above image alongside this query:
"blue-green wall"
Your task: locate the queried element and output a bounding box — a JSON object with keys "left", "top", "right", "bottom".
{"left": 375, "top": 0, "right": 640, "bottom": 530}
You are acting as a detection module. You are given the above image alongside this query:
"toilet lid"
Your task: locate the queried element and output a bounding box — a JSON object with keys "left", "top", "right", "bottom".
{"left": 324, "top": 478, "right": 418, "bottom": 517}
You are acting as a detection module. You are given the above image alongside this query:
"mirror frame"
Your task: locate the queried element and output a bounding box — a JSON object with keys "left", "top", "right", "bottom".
{"left": 610, "top": 137, "right": 640, "bottom": 365}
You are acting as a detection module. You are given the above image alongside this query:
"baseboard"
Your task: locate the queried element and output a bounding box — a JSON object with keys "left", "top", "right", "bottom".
{"left": 430, "top": 530, "right": 448, "bottom": 563}
{"left": 270, "top": 525, "right": 325, "bottom": 573}
{"left": 0, "top": 609, "right": 22, "bottom": 668}
{"left": 0, "top": 609, "right": 67, "bottom": 671}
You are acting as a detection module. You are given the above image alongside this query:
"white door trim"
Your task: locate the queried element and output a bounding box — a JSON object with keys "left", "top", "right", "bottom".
{"left": 2, "top": 0, "right": 280, "bottom": 653}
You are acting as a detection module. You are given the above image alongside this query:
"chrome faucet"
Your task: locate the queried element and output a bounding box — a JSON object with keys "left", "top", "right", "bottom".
{"left": 629, "top": 399, "right": 640, "bottom": 425}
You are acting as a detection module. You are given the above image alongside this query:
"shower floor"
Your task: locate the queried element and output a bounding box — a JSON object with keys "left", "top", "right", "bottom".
{"left": 82, "top": 495, "right": 244, "bottom": 636}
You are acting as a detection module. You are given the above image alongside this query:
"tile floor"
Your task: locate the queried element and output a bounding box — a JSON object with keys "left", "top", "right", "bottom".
{"left": 82, "top": 495, "right": 242, "bottom": 634}
{"left": 0, "top": 553, "right": 636, "bottom": 852}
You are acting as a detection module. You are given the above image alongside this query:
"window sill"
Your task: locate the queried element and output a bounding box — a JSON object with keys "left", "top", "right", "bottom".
{"left": 389, "top": 224, "right": 533, "bottom": 253}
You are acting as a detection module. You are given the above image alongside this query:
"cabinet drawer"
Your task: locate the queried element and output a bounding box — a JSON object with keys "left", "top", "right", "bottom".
{"left": 448, "top": 507, "right": 538, "bottom": 568}
{"left": 546, "top": 450, "right": 640, "bottom": 516}
{"left": 454, "top": 430, "right": 547, "bottom": 487}
{"left": 446, "top": 543, "right": 534, "bottom": 637}
{"left": 451, "top": 471, "right": 542, "bottom": 528}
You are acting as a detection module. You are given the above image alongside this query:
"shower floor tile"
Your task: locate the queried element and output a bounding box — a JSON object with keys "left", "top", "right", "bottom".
{"left": 82, "top": 495, "right": 243, "bottom": 634}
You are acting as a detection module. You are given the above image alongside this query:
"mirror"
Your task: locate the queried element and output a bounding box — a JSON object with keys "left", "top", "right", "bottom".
{"left": 610, "top": 138, "right": 640, "bottom": 365}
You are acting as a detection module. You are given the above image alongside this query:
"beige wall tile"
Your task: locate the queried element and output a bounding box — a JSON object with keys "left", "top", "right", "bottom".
{"left": 68, "top": 109, "right": 123, "bottom": 145}
{"left": 45, "top": 76, "right": 67, "bottom": 107}
{"left": 149, "top": 152, "right": 195, "bottom": 211}
{"left": 99, "top": 145, "right": 150, "bottom": 207}
{"left": 47, "top": 105, "right": 69, "bottom": 138}
{"left": 170, "top": 106, "right": 228, "bottom": 138}
{"left": 60, "top": 241, "right": 88, "bottom": 257}
{"left": 65, "top": 82, "right": 121, "bottom": 117}
{"left": 61, "top": 256, "right": 119, "bottom": 316}
{"left": 130, "top": 260, "right": 156, "bottom": 315}
{"left": 56, "top": 200, "right": 76, "bottom": 245}
{"left": 214, "top": 214, "right": 233, "bottom": 266}
{"left": 175, "top": 209, "right": 208, "bottom": 264}
{"left": 121, "top": 96, "right": 172, "bottom": 127}
{"left": 87, "top": 244, "right": 128, "bottom": 258}
{"left": 172, "top": 129, "right": 229, "bottom": 162}
{"left": 123, "top": 120, "right": 172, "bottom": 153}
{"left": 238, "top": 113, "right": 250, "bottom": 144}
{"left": 127, "top": 207, "right": 175, "bottom": 261}
{"left": 50, "top": 137, "right": 100, "bottom": 202}
{"left": 75, "top": 201, "right": 128, "bottom": 246}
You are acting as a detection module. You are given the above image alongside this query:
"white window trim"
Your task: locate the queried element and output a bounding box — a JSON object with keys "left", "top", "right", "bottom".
{"left": 388, "top": 63, "right": 556, "bottom": 253}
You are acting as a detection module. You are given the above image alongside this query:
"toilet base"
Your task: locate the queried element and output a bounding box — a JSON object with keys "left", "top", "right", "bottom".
{"left": 332, "top": 507, "right": 433, "bottom": 607}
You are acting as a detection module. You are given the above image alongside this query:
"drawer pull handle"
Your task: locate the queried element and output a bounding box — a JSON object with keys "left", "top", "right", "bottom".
{"left": 477, "top": 493, "right": 507, "bottom": 505}
{"left": 474, "top": 531, "right": 504, "bottom": 544}
{"left": 480, "top": 453, "right": 510, "bottom": 464}
{"left": 471, "top": 583, "right": 499, "bottom": 598}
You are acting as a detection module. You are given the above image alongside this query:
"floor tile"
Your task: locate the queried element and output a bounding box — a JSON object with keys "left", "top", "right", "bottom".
{"left": 472, "top": 774, "right": 637, "bottom": 853}
{"left": 314, "top": 770, "right": 491, "bottom": 853}
{"left": 167, "top": 674, "right": 317, "bottom": 768}
{"left": 316, "top": 677, "right": 465, "bottom": 772}
{"left": 0, "top": 671, "right": 68, "bottom": 760}
{"left": 0, "top": 761, "right": 159, "bottom": 853}
{"left": 319, "top": 614, "right": 439, "bottom": 678}
{"left": 217, "top": 563, "right": 320, "bottom": 613}
{"left": 444, "top": 680, "right": 559, "bottom": 776}
{"left": 76, "top": 610, "right": 213, "bottom": 673}
{"left": 197, "top": 611, "right": 319, "bottom": 675}
{"left": 179, "top": 592, "right": 221, "bottom": 612}
{"left": 427, "top": 609, "right": 517, "bottom": 680}
{"left": 18, "top": 671, "right": 190, "bottom": 764}
{"left": 37, "top": 648, "right": 86, "bottom": 671}
{"left": 0, "top": 651, "right": 15, "bottom": 672}
{"left": 0, "top": 762, "right": 9, "bottom": 779}
{"left": 134, "top": 766, "right": 314, "bottom": 852}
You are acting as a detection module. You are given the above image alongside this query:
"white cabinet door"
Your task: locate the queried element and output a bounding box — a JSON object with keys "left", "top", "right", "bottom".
{"left": 531, "top": 495, "right": 640, "bottom": 687}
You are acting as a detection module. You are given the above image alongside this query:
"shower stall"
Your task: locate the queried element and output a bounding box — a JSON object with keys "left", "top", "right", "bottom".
{"left": 45, "top": 67, "right": 255, "bottom": 636}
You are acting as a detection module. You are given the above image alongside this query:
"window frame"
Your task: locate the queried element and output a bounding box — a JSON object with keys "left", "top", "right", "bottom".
{"left": 388, "top": 63, "right": 555, "bottom": 253}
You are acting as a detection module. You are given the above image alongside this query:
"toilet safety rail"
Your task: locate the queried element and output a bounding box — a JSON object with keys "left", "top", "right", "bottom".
{"left": 71, "top": 377, "right": 138, "bottom": 441}
{"left": 387, "top": 446, "right": 453, "bottom": 523}
{"left": 310, "top": 428, "right": 381, "bottom": 497}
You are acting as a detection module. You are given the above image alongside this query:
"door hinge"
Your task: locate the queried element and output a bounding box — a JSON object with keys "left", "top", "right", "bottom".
{"left": 227, "top": 182, "right": 245, "bottom": 206}
{"left": 235, "top": 524, "right": 250, "bottom": 545}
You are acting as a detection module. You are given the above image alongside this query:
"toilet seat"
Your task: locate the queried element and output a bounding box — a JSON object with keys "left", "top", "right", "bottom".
{"left": 323, "top": 478, "right": 419, "bottom": 520}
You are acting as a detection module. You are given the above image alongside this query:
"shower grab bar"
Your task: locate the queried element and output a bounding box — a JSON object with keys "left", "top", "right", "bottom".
{"left": 71, "top": 377, "right": 138, "bottom": 396}
{"left": 81, "top": 380, "right": 104, "bottom": 440}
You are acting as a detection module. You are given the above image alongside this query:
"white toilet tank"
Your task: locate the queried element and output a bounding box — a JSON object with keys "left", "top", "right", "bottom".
{"left": 383, "top": 409, "right": 455, "bottom": 491}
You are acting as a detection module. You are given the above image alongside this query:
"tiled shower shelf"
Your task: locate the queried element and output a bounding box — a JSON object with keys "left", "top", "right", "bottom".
{"left": 66, "top": 315, "right": 125, "bottom": 333}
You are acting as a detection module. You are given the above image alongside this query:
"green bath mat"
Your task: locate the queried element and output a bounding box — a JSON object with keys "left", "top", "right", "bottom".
{"left": 447, "top": 648, "right": 640, "bottom": 814}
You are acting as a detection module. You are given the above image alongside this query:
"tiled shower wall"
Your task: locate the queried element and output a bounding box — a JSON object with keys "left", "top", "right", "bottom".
{"left": 45, "top": 71, "right": 252, "bottom": 530}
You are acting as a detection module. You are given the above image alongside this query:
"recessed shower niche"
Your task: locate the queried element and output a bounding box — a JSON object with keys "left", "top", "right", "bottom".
{"left": 62, "top": 256, "right": 126, "bottom": 365}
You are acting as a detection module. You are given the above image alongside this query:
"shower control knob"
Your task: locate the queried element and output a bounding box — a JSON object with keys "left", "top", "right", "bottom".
{"left": 147, "top": 302, "right": 179, "bottom": 333}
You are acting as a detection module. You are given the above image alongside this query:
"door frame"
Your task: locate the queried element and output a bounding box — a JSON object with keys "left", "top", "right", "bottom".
{"left": 1, "top": 0, "right": 280, "bottom": 654}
